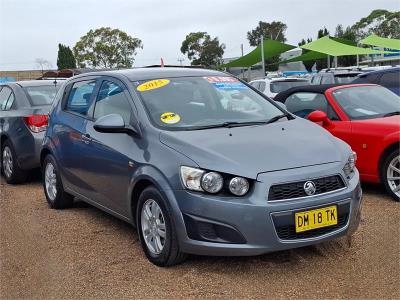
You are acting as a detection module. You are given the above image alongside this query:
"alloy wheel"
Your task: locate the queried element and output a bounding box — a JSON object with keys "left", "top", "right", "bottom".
{"left": 2, "top": 146, "right": 13, "bottom": 178}
{"left": 45, "top": 162, "right": 57, "bottom": 201}
{"left": 141, "top": 199, "right": 166, "bottom": 255}
{"left": 387, "top": 154, "right": 400, "bottom": 198}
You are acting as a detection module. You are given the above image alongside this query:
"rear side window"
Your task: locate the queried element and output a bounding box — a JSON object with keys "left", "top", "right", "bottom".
{"left": 321, "top": 75, "right": 332, "bottom": 84}
{"left": 24, "top": 85, "right": 59, "bottom": 106}
{"left": 379, "top": 72, "right": 399, "bottom": 88}
{"left": 65, "top": 80, "right": 96, "bottom": 116}
{"left": 258, "top": 81, "right": 266, "bottom": 92}
{"left": 0, "top": 86, "right": 13, "bottom": 110}
{"left": 93, "top": 81, "right": 132, "bottom": 124}
{"left": 250, "top": 82, "right": 260, "bottom": 90}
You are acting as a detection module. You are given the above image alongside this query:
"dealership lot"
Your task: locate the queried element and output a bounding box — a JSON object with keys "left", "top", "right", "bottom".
{"left": 1, "top": 175, "right": 398, "bottom": 299}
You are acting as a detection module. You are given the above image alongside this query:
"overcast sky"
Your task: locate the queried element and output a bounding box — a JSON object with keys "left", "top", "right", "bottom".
{"left": 0, "top": 0, "right": 399, "bottom": 70}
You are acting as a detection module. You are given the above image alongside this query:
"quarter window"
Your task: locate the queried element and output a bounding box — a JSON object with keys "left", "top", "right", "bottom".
{"left": 285, "top": 92, "right": 339, "bottom": 120}
{"left": 0, "top": 86, "right": 13, "bottom": 111}
{"left": 94, "top": 81, "right": 132, "bottom": 124}
{"left": 65, "top": 80, "right": 96, "bottom": 116}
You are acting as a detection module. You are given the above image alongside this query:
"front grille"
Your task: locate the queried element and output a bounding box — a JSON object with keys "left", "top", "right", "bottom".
{"left": 268, "top": 175, "right": 345, "bottom": 201}
{"left": 275, "top": 214, "right": 348, "bottom": 240}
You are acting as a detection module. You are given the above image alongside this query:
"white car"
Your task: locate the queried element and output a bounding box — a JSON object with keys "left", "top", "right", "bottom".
{"left": 249, "top": 77, "right": 309, "bottom": 99}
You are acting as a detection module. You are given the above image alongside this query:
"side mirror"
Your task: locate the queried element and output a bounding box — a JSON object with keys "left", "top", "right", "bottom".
{"left": 308, "top": 110, "right": 332, "bottom": 127}
{"left": 275, "top": 101, "right": 287, "bottom": 111}
{"left": 93, "top": 114, "right": 137, "bottom": 135}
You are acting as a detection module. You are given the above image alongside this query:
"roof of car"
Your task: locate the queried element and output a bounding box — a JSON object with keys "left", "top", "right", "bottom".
{"left": 250, "top": 77, "right": 309, "bottom": 83}
{"left": 71, "top": 67, "right": 227, "bottom": 81}
{"left": 10, "top": 80, "right": 59, "bottom": 87}
{"left": 357, "top": 66, "right": 400, "bottom": 77}
{"left": 274, "top": 84, "right": 349, "bottom": 102}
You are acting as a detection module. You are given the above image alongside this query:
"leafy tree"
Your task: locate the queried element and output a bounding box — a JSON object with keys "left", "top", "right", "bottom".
{"left": 247, "top": 21, "right": 287, "bottom": 46}
{"left": 298, "top": 38, "right": 314, "bottom": 72}
{"left": 180, "top": 32, "right": 225, "bottom": 67}
{"left": 73, "top": 27, "right": 143, "bottom": 68}
{"left": 316, "top": 27, "right": 330, "bottom": 70}
{"left": 352, "top": 9, "right": 400, "bottom": 39}
{"left": 57, "top": 44, "right": 76, "bottom": 70}
{"left": 334, "top": 25, "right": 357, "bottom": 67}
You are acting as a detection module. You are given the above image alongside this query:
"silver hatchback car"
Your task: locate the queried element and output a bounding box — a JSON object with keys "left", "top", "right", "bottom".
{"left": 41, "top": 68, "right": 362, "bottom": 266}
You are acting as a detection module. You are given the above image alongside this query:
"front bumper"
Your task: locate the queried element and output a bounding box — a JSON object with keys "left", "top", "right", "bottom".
{"left": 171, "top": 162, "right": 362, "bottom": 256}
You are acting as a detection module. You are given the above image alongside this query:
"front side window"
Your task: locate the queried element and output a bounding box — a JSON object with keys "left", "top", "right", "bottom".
{"left": 0, "top": 86, "right": 13, "bottom": 110}
{"left": 270, "top": 80, "right": 308, "bottom": 93}
{"left": 65, "top": 80, "right": 96, "bottom": 116}
{"left": 94, "top": 81, "right": 132, "bottom": 124}
{"left": 285, "top": 92, "right": 339, "bottom": 120}
{"left": 332, "top": 85, "right": 400, "bottom": 120}
{"left": 135, "top": 76, "right": 283, "bottom": 130}
{"left": 24, "top": 85, "right": 60, "bottom": 106}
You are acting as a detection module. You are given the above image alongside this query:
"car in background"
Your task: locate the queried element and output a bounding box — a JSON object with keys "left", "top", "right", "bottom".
{"left": 311, "top": 69, "right": 362, "bottom": 85}
{"left": 0, "top": 80, "right": 60, "bottom": 183}
{"left": 275, "top": 84, "right": 400, "bottom": 201}
{"left": 249, "top": 77, "right": 309, "bottom": 98}
{"left": 40, "top": 68, "right": 361, "bottom": 266}
{"left": 352, "top": 67, "right": 400, "bottom": 95}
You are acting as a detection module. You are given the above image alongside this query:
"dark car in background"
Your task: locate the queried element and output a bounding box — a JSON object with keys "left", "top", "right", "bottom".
{"left": 0, "top": 80, "right": 60, "bottom": 183}
{"left": 352, "top": 67, "right": 400, "bottom": 95}
{"left": 311, "top": 69, "right": 362, "bottom": 85}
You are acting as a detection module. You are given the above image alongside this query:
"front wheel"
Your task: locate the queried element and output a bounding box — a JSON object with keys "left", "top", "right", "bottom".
{"left": 382, "top": 148, "right": 400, "bottom": 202}
{"left": 136, "top": 186, "right": 186, "bottom": 267}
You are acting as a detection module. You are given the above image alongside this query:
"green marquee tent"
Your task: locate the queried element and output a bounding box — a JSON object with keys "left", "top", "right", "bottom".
{"left": 360, "top": 34, "right": 400, "bottom": 50}
{"left": 277, "top": 50, "right": 327, "bottom": 65}
{"left": 221, "top": 39, "right": 295, "bottom": 68}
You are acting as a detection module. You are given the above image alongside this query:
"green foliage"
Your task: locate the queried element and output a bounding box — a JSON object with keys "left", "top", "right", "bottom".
{"left": 73, "top": 27, "right": 143, "bottom": 69}
{"left": 316, "top": 27, "right": 330, "bottom": 70}
{"left": 352, "top": 9, "right": 400, "bottom": 39}
{"left": 298, "top": 38, "right": 314, "bottom": 72}
{"left": 334, "top": 25, "right": 357, "bottom": 66}
{"left": 57, "top": 44, "right": 76, "bottom": 70}
{"left": 180, "top": 32, "right": 225, "bottom": 67}
{"left": 247, "top": 21, "right": 287, "bottom": 47}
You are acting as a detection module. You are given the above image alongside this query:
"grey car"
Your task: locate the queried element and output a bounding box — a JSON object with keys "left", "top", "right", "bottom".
{"left": 0, "top": 80, "right": 60, "bottom": 183}
{"left": 41, "top": 68, "right": 362, "bottom": 266}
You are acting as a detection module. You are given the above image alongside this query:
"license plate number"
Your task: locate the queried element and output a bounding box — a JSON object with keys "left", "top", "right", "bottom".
{"left": 295, "top": 205, "right": 338, "bottom": 233}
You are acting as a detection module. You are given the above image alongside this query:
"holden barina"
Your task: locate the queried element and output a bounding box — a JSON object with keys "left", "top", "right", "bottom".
{"left": 41, "top": 68, "right": 362, "bottom": 266}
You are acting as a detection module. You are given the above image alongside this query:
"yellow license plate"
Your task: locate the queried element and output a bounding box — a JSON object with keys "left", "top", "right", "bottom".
{"left": 295, "top": 205, "right": 338, "bottom": 233}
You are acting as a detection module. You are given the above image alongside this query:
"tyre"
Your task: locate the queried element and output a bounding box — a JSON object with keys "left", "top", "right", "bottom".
{"left": 1, "top": 139, "right": 29, "bottom": 184}
{"left": 382, "top": 148, "right": 400, "bottom": 202}
{"left": 136, "top": 186, "right": 186, "bottom": 267}
{"left": 42, "top": 154, "right": 74, "bottom": 209}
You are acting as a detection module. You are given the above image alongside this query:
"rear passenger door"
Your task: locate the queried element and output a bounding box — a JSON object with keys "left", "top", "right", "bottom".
{"left": 55, "top": 78, "right": 99, "bottom": 195}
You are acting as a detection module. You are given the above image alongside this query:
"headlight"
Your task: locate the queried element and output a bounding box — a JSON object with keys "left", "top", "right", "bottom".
{"left": 229, "top": 177, "right": 250, "bottom": 196}
{"left": 180, "top": 166, "right": 204, "bottom": 191}
{"left": 201, "top": 172, "right": 223, "bottom": 193}
{"left": 343, "top": 151, "right": 357, "bottom": 177}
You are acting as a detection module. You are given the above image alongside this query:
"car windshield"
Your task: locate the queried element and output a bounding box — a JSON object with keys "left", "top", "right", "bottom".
{"left": 24, "top": 85, "right": 60, "bottom": 106}
{"left": 135, "top": 76, "right": 284, "bottom": 130}
{"left": 332, "top": 85, "right": 400, "bottom": 120}
{"left": 270, "top": 80, "right": 308, "bottom": 93}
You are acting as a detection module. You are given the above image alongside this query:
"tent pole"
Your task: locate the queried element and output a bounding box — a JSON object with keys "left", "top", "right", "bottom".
{"left": 261, "top": 35, "right": 265, "bottom": 77}
{"left": 356, "top": 42, "right": 360, "bottom": 67}
{"left": 334, "top": 56, "right": 338, "bottom": 68}
{"left": 327, "top": 55, "right": 330, "bottom": 69}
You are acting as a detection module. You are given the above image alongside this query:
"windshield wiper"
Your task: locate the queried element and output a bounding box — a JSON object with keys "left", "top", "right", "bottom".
{"left": 266, "top": 113, "right": 290, "bottom": 124}
{"left": 186, "top": 121, "right": 269, "bottom": 130}
{"left": 383, "top": 111, "right": 400, "bottom": 117}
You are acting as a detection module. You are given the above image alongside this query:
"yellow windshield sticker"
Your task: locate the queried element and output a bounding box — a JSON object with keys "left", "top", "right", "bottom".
{"left": 160, "top": 112, "right": 180, "bottom": 124}
{"left": 137, "top": 79, "right": 170, "bottom": 92}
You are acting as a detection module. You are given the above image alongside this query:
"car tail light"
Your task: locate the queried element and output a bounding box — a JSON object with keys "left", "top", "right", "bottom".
{"left": 24, "top": 115, "right": 48, "bottom": 133}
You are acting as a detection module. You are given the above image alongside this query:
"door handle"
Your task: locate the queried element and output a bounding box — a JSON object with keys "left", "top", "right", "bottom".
{"left": 81, "top": 134, "right": 91, "bottom": 144}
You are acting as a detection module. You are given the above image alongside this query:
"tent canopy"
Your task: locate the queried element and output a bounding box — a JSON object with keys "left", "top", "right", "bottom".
{"left": 301, "top": 36, "right": 393, "bottom": 56}
{"left": 360, "top": 34, "right": 400, "bottom": 50}
{"left": 277, "top": 50, "right": 327, "bottom": 65}
{"left": 221, "top": 39, "right": 295, "bottom": 68}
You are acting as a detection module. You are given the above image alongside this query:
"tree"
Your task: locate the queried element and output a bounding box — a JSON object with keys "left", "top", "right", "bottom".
{"left": 57, "top": 44, "right": 76, "bottom": 70}
{"left": 352, "top": 9, "right": 400, "bottom": 39}
{"left": 316, "top": 27, "right": 330, "bottom": 70}
{"left": 180, "top": 32, "right": 225, "bottom": 67}
{"left": 298, "top": 38, "right": 314, "bottom": 72}
{"left": 73, "top": 27, "right": 143, "bottom": 69}
{"left": 334, "top": 25, "right": 357, "bottom": 67}
{"left": 247, "top": 21, "right": 287, "bottom": 46}
{"left": 35, "top": 58, "right": 52, "bottom": 75}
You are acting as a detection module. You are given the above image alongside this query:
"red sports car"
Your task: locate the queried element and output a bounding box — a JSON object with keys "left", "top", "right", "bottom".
{"left": 275, "top": 84, "right": 400, "bottom": 201}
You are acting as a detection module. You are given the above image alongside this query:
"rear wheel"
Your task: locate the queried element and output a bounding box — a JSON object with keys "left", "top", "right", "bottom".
{"left": 42, "top": 154, "right": 74, "bottom": 209}
{"left": 382, "top": 148, "right": 400, "bottom": 202}
{"left": 1, "top": 140, "right": 29, "bottom": 184}
{"left": 136, "top": 186, "right": 186, "bottom": 267}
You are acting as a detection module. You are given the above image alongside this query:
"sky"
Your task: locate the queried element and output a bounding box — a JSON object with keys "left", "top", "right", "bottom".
{"left": 0, "top": 0, "right": 399, "bottom": 70}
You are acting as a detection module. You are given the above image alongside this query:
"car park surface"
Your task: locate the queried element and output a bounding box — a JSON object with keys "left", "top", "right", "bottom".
{"left": 41, "top": 68, "right": 362, "bottom": 266}
{"left": 0, "top": 177, "right": 398, "bottom": 299}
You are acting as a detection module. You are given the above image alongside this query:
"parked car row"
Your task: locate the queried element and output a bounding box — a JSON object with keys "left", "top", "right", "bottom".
{"left": 0, "top": 66, "right": 396, "bottom": 267}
